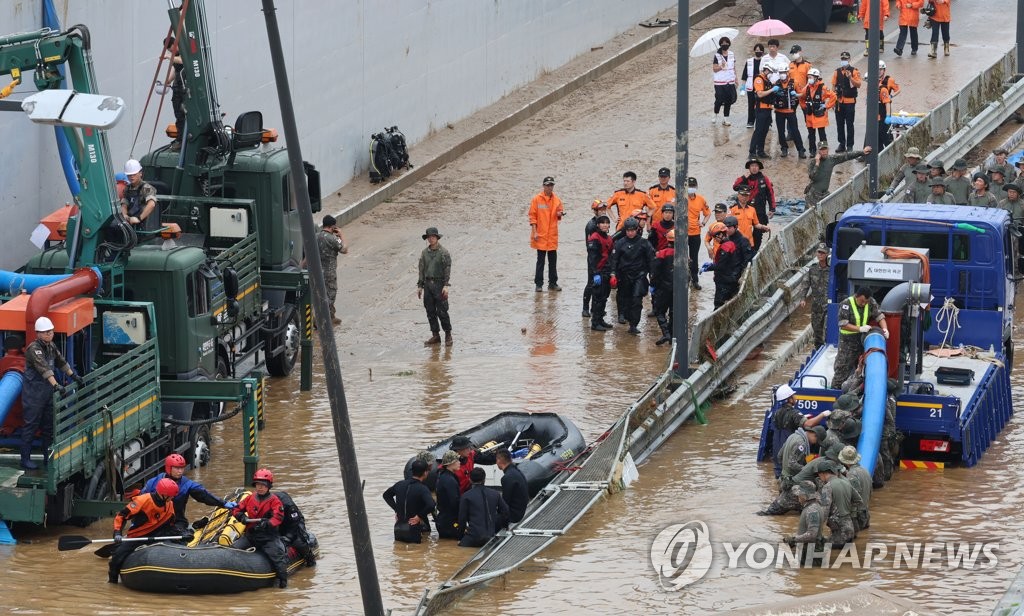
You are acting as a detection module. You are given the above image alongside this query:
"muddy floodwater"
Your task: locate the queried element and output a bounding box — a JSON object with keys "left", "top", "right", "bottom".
{"left": 6, "top": 0, "right": 1023, "bottom": 614}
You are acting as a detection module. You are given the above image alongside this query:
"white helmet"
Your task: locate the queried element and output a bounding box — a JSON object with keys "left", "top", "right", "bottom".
{"left": 775, "top": 384, "right": 796, "bottom": 402}
{"left": 124, "top": 159, "right": 142, "bottom": 175}
{"left": 807, "top": 68, "right": 822, "bottom": 78}
{"left": 878, "top": 60, "right": 886, "bottom": 70}
{"left": 34, "top": 316, "right": 54, "bottom": 332}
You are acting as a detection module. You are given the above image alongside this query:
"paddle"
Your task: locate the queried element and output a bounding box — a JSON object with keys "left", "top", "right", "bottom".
{"left": 59, "top": 533, "right": 185, "bottom": 553}
{"left": 509, "top": 421, "right": 532, "bottom": 451}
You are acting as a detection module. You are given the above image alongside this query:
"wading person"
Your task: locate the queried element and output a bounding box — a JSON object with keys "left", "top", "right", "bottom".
{"left": 141, "top": 453, "right": 237, "bottom": 531}
{"left": 231, "top": 469, "right": 290, "bottom": 587}
{"left": 108, "top": 477, "right": 178, "bottom": 584}
{"left": 582, "top": 199, "right": 608, "bottom": 317}
{"left": 529, "top": 176, "right": 564, "bottom": 292}
{"left": 417, "top": 227, "right": 453, "bottom": 346}
{"left": 435, "top": 450, "right": 463, "bottom": 539}
{"left": 818, "top": 462, "right": 864, "bottom": 545}
{"left": 587, "top": 215, "right": 615, "bottom": 332}
{"left": 317, "top": 214, "right": 348, "bottom": 325}
{"left": 457, "top": 467, "right": 508, "bottom": 548}
{"left": 758, "top": 425, "right": 826, "bottom": 515}
{"left": 496, "top": 448, "right": 528, "bottom": 526}
{"left": 384, "top": 459, "right": 436, "bottom": 543}
{"left": 609, "top": 217, "right": 656, "bottom": 335}
{"left": 804, "top": 143, "right": 871, "bottom": 209}
{"left": 450, "top": 435, "right": 497, "bottom": 494}
{"left": 783, "top": 481, "right": 825, "bottom": 550}
{"left": 839, "top": 445, "right": 872, "bottom": 530}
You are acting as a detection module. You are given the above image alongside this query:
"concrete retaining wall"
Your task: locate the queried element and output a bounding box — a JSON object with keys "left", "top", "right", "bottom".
{"left": 0, "top": 0, "right": 673, "bottom": 268}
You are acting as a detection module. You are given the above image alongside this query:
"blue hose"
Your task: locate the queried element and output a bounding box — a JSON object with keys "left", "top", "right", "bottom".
{"left": 0, "top": 371, "right": 24, "bottom": 427}
{"left": 42, "top": 0, "right": 81, "bottom": 197}
{"left": 0, "top": 270, "right": 72, "bottom": 295}
{"left": 857, "top": 331, "right": 888, "bottom": 475}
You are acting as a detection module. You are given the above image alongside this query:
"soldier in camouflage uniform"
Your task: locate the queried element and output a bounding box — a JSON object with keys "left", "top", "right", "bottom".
{"left": 801, "top": 243, "right": 830, "bottom": 347}
{"left": 903, "top": 163, "right": 931, "bottom": 203}
{"left": 839, "top": 446, "right": 872, "bottom": 530}
{"left": 417, "top": 227, "right": 454, "bottom": 346}
{"left": 832, "top": 287, "right": 888, "bottom": 388}
{"left": 943, "top": 159, "right": 972, "bottom": 205}
{"left": 784, "top": 481, "right": 825, "bottom": 550}
{"left": 759, "top": 425, "right": 826, "bottom": 515}
{"left": 880, "top": 378, "right": 904, "bottom": 481}
{"left": 817, "top": 462, "right": 863, "bottom": 545}
{"left": 791, "top": 442, "right": 842, "bottom": 488}
{"left": 770, "top": 384, "right": 828, "bottom": 478}
{"left": 316, "top": 215, "right": 348, "bottom": 325}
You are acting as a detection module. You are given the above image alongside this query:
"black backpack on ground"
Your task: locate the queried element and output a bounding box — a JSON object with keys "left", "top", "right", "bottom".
{"left": 385, "top": 126, "right": 412, "bottom": 171}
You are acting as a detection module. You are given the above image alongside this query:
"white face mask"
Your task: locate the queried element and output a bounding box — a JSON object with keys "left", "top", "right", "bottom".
{"left": 840, "top": 60, "right": 850, "bottom": 67}
{"left": 770, "top": 72, "right": 780, "bottom": 83}
{"left": 687, "top": 188, "right": 697, "bottom": 196}
{"left": 808, "top": 77, "right": 817, "bottom": 85}
{"left": 793, "top": 53, "right": 801, "bottom": 61}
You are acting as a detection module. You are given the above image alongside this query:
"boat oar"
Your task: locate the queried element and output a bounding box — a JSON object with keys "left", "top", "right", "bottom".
{"left": 509, "top": 421, "right": 533, "bottom": 450}
{"left": 58, "top": 533, "right": 185, "bottom": 553}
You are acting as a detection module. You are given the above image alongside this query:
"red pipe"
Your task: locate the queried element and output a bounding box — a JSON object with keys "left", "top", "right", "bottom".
{"left": 25, "top": 268, "right": 101, "bottom": 346}
{"left": 883, "top": 312, "right": 903, "bottom": 379}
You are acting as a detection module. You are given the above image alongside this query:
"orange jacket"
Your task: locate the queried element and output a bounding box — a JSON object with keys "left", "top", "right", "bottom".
{"left": 832, "top": 66, "right": 862, "bottom": 104}
{"left": 753, "top": 74, "right": 774, "bottom": 110}
{"left": 788, "top": 60, "right": 812, "bottom": 93}
{"left": 686, "top": 194, "right": 711, "bottom": 236}
{"left": 113, "top": 493, "right": 175, "bottom": 538}
{"left": 878, "top": 86, "right": 893, "bottom": 120}
{"left": 608, "top": 189, "right": 656, "bottom": 230}
{"left": 897, "top": 0, "right": 925, "bottom": 26}
{"left": 880, "top": 74, "right": 900, "bottom": 98}
{"left": 729, "top": 204, "right": 759, "bottom": 246}
{"left": 858, "top": 0, "right": 890, "bottom": 28}
{"left": 648, "top": 183, "right": 676, "bottom": 222}
{"left": 930, "top": 0, "right": 950, "bottom": 22}
{"left": 800, "top": 83, "right": 837, "bottom": 129}
{"left": 529, "top": 191, "right": 564, "bottom": 251}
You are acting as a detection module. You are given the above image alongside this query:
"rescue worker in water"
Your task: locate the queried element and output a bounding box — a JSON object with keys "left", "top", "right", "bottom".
{"left": 109, "top": 477, "right": 179, "bottom": 584}
{"left": 450, "top": 435, "right": 497, "bottom": 494}
{"left": 141, "top": 453, "right": 237, "bottom": 531}
{"left": 231, "top": 468, "right": 291, "bottom": 588}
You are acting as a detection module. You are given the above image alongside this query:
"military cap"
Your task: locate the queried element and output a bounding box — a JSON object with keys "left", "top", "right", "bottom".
{"left": 904, "top": 147, "right": 922, "bottom": 159}
{"left": 840, "top": 51, "right": 851, "bottom": 60}
{"left": 687, "top": 176, "right": 698, "bottom": 187}
{"left": 816, "top": 460, "right": 838, "bottom": 475}
{"left": 973, "top": 172, "right": 990, "bottom": 186}
{"left": 913, "top": 163, "right": 930, "bottom": 174}
{"left": 817, "top": 141, "right": 830, "bottom": 150}
{"left": 929, "top": 159, "right": 945, "bottom": 171}
{"left": 810, "top": 425, "right": 827, "bottom": 442}
{"left": 441, "top": 450, "right": 460, "bottom": 466}
{"left": 714, "top": 202, "right": 729, "bottom": 213}
{"left": 951, "top": 158, "right": 968, "bottom": 170}
{"left": 887, "top": 378, "right": 901, "bottom": 394}
{"left": 928, "top": 177, "right": 946, "bottom": 187}
{"left": 422, "top": 227, "right": 442, "bottom": 239}
{"left": 450, "top": 435, "right": 473, "bottom": 450}
{"left": 1005, "top": 183, "right": 1022, "bottom": 194}
{"left": 824, "top": 443, "right": 844, "bottom": 461}
{"left": 415, "top": 450, "right": 435, "bottom": 466}
{"left": 791, "top": 480, "right": 818, "bottom": 498}
{"left": 838, "top": 445, "right": 861, "bottom": 465}
{"left": 816, "top": 243, "right": 828, "bottom": 254}
{"left": 658, "top": 167, "right": 671, "bottom": 177}
{"left": 834, "top": 393, "right": 861, "bottom": 412}
{"left": 542, "top": 176, "right": 555, "bottom": 185}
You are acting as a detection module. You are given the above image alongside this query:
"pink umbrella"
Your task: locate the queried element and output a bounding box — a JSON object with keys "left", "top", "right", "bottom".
{"left": 747, "top": 18, "right": 793, "bottom": 37}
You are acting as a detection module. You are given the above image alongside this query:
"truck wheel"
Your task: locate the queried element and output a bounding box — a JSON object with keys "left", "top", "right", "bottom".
{"left": 267, "top": 311, "right": 300, "bottom": 377}
{"left": 189, "top": 425, "right": 212, "bottom": 468}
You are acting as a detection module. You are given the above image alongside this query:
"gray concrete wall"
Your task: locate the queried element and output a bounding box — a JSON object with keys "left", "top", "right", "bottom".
{"left": 0, "top": 0, "right": 672, "bottom": 268}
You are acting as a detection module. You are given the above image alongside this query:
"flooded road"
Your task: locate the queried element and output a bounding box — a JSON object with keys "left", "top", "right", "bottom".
{"left": 6, "top": 0, "right": 1022, "bottom": 614}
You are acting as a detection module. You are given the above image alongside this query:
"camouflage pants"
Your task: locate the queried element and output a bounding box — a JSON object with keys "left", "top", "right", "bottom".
{"left": 828, "top": 514, "right": 857, "bottom": 544}
{"left": 324, "top": 275, "right": 338, "bottom": 318}
{"left": 831, "top": 339, "right": 861, "bottom": 388}
{"left": 855, "top": 508, "right": 870, "bottom": 531}
{"left": 763, "top": 482, "right": 801, "bottom": 515}
{"left": 805, "top": 189, "right": 827, "bottom": 209}
{"left": 811, "top": 307, "right": 826, "bottom": 347}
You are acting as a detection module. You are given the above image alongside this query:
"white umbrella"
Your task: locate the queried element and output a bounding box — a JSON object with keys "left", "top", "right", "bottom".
{"left": 690, "top": 27, "right": 739, "bottom": 57}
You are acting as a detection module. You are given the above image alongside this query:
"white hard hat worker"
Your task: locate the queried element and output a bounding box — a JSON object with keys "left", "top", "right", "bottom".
{"left": 124, "top": 159, "right": 143, "bottom": 176}
{"left": 34, "top": 316, "right": 54, "bottom": 332}
{"left": 775, "top": 384, "right": 796, "bottom": 403}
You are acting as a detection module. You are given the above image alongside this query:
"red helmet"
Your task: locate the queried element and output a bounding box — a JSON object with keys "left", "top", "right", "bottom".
{"left": 155, "top": 477, "right": 179, "bottom": 499}
{"left": 164, "top": 453, "right": 186, "bottom": 474}
{"left": 252, "top": 468, "right": 274, "bottom": 486}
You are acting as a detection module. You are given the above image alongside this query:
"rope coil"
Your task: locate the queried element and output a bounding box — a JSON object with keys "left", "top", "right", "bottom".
{"left": 935, "top": 296, "right": 960, "bottom": 348}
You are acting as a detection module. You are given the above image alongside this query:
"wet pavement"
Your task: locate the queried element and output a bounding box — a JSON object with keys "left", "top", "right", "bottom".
{"left": 5, "top": 0, "right": 1023, "bottom": 613}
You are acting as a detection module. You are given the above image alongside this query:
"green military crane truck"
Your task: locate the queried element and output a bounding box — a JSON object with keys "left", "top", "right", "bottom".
{"left": 0, "top": 21, "right": 301, "bottom": 525}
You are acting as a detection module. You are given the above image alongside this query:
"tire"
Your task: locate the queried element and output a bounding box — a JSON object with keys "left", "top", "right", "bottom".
{"left": 1005, "top": 338, "right": 1014, "bottom": 372}
{"left": 189, "top": 425, "right": 212, "bottom": 469}
{"left": 266, "top": 310, "right": 300, "bottom": 377}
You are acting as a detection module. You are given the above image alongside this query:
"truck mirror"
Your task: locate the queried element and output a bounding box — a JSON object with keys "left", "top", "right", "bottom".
{"left": 223, "top": 267, "right": 239, "bottom": 299}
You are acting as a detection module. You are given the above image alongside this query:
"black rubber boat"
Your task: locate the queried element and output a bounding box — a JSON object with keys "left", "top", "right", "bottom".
{"left": 406, "top": 412, "right": 586, "bottom": 497}
{"left": 119, "top": 532, "right": 319, "bottom": 594}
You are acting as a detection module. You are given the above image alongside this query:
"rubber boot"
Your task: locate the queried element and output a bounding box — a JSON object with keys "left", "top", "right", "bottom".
{"left": 655, "top": 318, "right": 672, "bottom": 346}
{"left": 879, "top": 39, "right": 884, "bottom": 53}
{"left": 278, "top": 576, "right": 288, "bottom": 589}
{"left": 943, "top": 42, "right": 950, "bottom": 56}
{"left": 863, "top": 40, "right": 869, "bottom": 56}
{"left": 444, "top": 331, "right": 453, "bottom": 347}
{"left": 302, "top": 548, "right": 317, "bottom": 567}
{"left": 424, "top": 333, "right": 441, "bottom": 346}
{"left": 20, "top": 444, "right": 38, "bottom": 470}
{"left": 928, "top": 42, "right": 938, "bottom": 58}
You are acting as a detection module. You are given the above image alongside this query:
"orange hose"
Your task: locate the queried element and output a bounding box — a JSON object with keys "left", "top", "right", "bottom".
{"left": 881, "top": 247, "right": 930, "bottom": 284}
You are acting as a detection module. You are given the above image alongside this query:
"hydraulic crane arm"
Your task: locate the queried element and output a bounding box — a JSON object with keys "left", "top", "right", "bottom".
{"left": 0, "top": 27, "right": 130, "bottom": 268}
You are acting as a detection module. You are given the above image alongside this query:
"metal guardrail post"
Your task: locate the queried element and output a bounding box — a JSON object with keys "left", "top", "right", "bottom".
{"left": 241, "top": 377, "right": 259, "bottom": 484}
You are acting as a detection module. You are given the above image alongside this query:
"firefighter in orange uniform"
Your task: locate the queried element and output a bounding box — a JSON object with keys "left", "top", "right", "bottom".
{"left": 894, "top": 0, "right": 925, "bottom": 56}
{"left": 529, "top": 176, "right": 565, "bottom": 292}
{"left": 108, "top": 477, "right": 178, "bottom": 584}
{"left": 647, "top": 167, "right": 676, "bottom": 222}
{"left": 748, "top": 65, "right": 775, "bottom": 158}
{"left": 858, "top": 0, "right": 890, "bottom": 56}
{"left": 683, "top": 178, "right": 710, "bottom": 289}
{"left": 729, "top": 185, "right": 765, "bottom": 250}
{"left": 608, "top": 171, "right": 656, "bottom": 232}
{"left": 800, "top": 68, "right": 837, "bottom": 154}
{"left": 927, "top": 0, "right": 951, "bottom": 58}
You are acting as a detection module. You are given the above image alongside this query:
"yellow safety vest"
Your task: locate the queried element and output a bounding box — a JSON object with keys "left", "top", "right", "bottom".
{"left": 840, "top": 296, "right": 868, "bottom": 335}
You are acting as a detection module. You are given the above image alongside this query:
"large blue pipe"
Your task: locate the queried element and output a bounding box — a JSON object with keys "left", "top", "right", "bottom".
{"left": 0, "top": 270, "right": 74, "bottom": 295}
{"left": 0, "top": 371, "right": 24, "bottom": 427}
{"left": 42, "top": 0, "right": 81, "bottom": 197}
{"left": 857, "top": 330, "right": 888, "bottom": 475}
